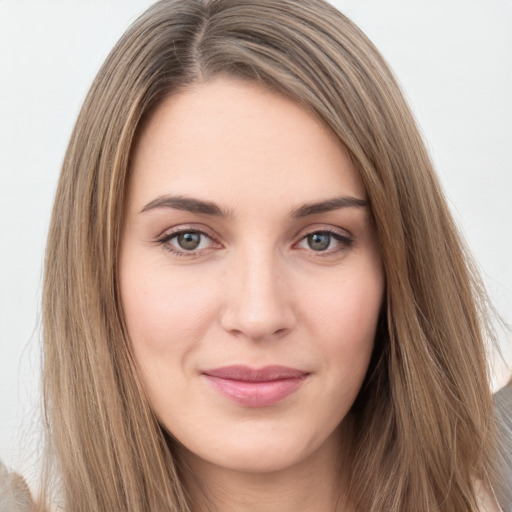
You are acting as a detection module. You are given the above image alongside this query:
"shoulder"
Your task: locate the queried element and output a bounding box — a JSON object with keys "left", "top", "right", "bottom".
{"left": 0, "top": 460, "right": 34, "bottom": 512}
{"left": 475, "top": 479, "right": 504, "bottom": 512}
{"left": 495, "top": 379, "right": 512, "bottom": 435}
{"left": 494, "top": 379, "right": 512, "bottom": 512}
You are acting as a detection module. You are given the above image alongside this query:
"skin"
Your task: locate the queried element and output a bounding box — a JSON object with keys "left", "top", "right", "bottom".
{"left": 120, "top": 77, "right": 384, "bottom": 512}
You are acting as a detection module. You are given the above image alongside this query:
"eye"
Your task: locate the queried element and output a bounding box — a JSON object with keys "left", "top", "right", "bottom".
{"left": 296, "top": 229, "right": 353, "bottom": 253}
{"left": 157, "top": 228, "right": 218, "bottom": 256}
{"left": 175, "top": 231, "right": 203, "bottom": 251}
{"left": 306, "top": 232, "right": 331, "bottom": 251}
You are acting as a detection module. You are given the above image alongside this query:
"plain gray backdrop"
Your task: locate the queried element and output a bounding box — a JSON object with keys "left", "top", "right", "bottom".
{"left": 1, "top": 0, "right": 511, "bottom": 486}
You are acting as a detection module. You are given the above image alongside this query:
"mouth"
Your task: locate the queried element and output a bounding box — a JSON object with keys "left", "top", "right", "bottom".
{"left": 202, "top": 365, "right": 309, "bottom": 407}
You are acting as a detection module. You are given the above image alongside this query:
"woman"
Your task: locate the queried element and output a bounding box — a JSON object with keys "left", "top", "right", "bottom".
{"left": 26, "top": 0, "right": 507, "bottom": 510}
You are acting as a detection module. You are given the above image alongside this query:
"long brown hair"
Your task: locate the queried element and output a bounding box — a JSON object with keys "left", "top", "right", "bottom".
{"left": 40, "top": 0, "right": 499, "bottom": 510}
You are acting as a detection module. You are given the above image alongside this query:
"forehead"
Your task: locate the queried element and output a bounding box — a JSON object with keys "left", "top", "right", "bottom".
{"left": 128, "top": 77, "right": 366, "bottom": 213}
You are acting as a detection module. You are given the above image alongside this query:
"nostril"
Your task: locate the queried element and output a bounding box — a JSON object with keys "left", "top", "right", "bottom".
{"left": 220, "top": 311, "right": 294, "bottom": 342}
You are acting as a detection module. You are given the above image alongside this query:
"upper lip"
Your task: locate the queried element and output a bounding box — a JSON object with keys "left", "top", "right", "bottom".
{"left": 202, "top": 365, "right": 309, "bottom": 382}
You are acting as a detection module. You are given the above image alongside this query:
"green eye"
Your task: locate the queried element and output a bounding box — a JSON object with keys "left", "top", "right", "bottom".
{"left": 307, "top": 233, "right": 331, "bottom": 251}
{"left": 177, "top": 232, "right": 202, "bottom": 250}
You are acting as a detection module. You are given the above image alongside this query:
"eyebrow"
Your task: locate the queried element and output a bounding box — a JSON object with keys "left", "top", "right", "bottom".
{"left": 290, "top": 196, "right": 368, "bottom": 218}
{"left": 140, "top": 195, "right": 231, "bottom": 217}
{"left": 139, "top": 194, "right": 368, "bottom": 217}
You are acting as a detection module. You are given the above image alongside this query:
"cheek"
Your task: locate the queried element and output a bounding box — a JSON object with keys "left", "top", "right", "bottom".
{"left": 309, "top": 264, "right": 382, "bottom": 335}
{"left": 120, "top": 254, "right": 218, "bottom": 359}
{"left": 304, "top": 263, "right": 383, "bottom": 379}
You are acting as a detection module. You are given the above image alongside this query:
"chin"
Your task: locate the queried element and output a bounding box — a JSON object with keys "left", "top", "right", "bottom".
{"left": 175, "top": 421, "right": 342, "bottom": 477}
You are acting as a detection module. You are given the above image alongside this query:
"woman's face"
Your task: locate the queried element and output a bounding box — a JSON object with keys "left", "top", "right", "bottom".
{"left": 120, "top": 78, "right": 383, "bottom": 475}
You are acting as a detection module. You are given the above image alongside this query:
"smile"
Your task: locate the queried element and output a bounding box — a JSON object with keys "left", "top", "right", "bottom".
{"left": 202, "top": 365, "right": 309, "bottom": 407}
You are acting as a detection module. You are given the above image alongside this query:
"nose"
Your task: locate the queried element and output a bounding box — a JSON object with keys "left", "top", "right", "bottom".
{"left": 219, "top": 251, "right": 296, "bottom": 342}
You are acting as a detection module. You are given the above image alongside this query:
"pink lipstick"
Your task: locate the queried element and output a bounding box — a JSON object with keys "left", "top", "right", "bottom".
{"left": 202, "top": 365, "right": 308, "bottom": 407}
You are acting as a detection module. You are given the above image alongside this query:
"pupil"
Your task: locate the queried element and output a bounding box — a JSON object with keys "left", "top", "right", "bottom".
{"left": 178, "top": 232, "right": 200, "bottom": 250}
{"left": 308, "top": 233, "right": 330, "bottom": 251}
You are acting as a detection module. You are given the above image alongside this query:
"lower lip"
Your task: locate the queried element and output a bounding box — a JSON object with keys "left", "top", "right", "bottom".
{"left": 204, "top": 375, "right": 307, "bottom": 407}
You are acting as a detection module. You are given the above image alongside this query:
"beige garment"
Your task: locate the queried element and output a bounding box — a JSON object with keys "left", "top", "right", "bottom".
{"left": 0, "top": 461, "right": 33, "bottom": 512}
{"left": 495, "top": 379, "right": 512, "bottom": 512}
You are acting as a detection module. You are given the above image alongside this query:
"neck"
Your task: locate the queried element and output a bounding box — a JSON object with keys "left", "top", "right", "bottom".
{"left": 178, "top": 428, "right": 355, "bottom": 512}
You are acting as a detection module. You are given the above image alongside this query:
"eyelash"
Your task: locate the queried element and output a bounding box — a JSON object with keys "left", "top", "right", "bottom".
{"left": 155, "top": 227, "right": 354, "bottom": 258}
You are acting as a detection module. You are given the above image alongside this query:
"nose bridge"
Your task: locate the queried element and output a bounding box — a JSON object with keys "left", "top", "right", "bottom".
{"left": 220, "top": 244, "right": 294, "bottom": 341}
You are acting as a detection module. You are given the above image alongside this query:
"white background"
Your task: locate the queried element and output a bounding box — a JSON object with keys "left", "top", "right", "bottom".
{"left": 1, "top": 0, "right": 511, "bottom": 484}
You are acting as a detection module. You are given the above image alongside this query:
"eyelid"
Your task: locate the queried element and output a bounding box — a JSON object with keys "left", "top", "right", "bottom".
{"left": 155, "top": 222, "right": 217, "bottom": 240}
{"left": 294, "top": 224, "right": 353, "bottom": 242}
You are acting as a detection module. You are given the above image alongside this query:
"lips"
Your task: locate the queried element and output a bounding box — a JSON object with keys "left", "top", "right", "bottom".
{"left": 202, "top": 365, "right": 309, "bottom": 407}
